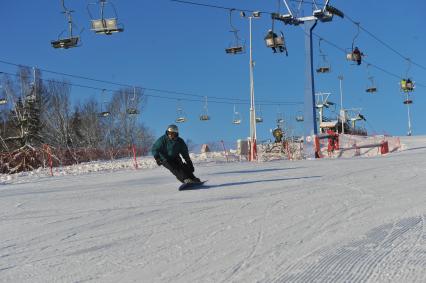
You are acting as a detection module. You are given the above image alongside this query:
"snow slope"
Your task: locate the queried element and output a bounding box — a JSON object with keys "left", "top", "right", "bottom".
{"left": 1, "top": 137, "right": 425, "bottom": 282}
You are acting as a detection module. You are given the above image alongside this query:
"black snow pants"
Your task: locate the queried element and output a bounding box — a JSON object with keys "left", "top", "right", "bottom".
{"left": 162, "top": 158, "right": 196, "bottom": 183}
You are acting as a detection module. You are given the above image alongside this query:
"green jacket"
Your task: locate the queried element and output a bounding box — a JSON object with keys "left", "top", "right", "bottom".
{"left": 151, "top": 132, "right": 191, "bottom": 162}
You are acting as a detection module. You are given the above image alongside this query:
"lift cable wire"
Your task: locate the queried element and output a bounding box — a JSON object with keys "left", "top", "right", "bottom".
{"left": 310, "top": 31, "right": 426, "bottom": 88}
{"left": 0, "top": 69, "right": 301, "bottom": 106}
{"left": 171, "top": 0, "right": 426, "bottom": 79}
{"left": 0, "top": 59, "right": 301, "bottom": 105}
{"left": 170, "top": 0, "right": 320, "bottom": 11}
{"left": 343, "top": 13, "right": 426, "bottom": 72}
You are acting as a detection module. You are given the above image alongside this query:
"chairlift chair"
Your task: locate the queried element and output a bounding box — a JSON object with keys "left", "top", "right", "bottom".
{"left": 0, "top": 86, "right": 6, "bottom": 105}
{"left": 126, "top": 87, "right": 140, "bottom": 116}
{"left": 276, "top": 111, "right": 284, "bottom": 124}
{"left": 365, "top": 65, "right": 377, "bottom": 93}
{"left": 366, "top": 76, "right": 378, "bottom": 93}
{"left": 255, "top": 105, "right": 263, "bottom": 123}
{"left": 199, "top": 96, "right": 210, "bottom": 121}
{"left": 346, "top": 23, "right": 364, "bottom": 65}
{"left": 316, "top": 39, "right": 331, "bottom": 73}
{"left": 232, "top": 105, "right": 241, "bottom": 124}
{"left": 99, "top": 111, "right": 110, "bottom": 117}
{"left": 400, "top": 78, "right": 415, "bottom": 92}
{"left": 346, "top": 48, "right": 364, "bottom": 65}
{"left": 200, "top": 114, "right": 210, "bottom": 121}
{"left": 87, "top": 0, "right": 124, "bottom": 35}
{"left": 225, "top": 9, "right": 245, "bottom": 55}
{"left": 51, "top": 0, "right": 81, "bottom": 49}
{"left": 316, "top": 65, "right": 331, "bottom": 74}
{"left": 51, "top": 36, "right": 80, "bottom": 49}
{"left": 176, "top": 116, "right": 187, "bottom": 123}
{"left": 98, "top": 89, "right": 110, "bottom": 117}
{"left": 366, "top": 86, "right": 377, "bottom": 93}
{"left": 226, "top": 46, "right": 244, "bottom": 54}
{"left": 26, "top": 94, "right": 36, "bottom": 103}
{"left": 175, "top": 101, "right": 187, "bottom": 123}
{"left": 265, "top": 3, "right": 288, "bottom": 56}
{"left": 316, "top": 54, "right": 331, "bottom": 73}
{"left": 126, "top": 108, "right": 139, "bottom": 115}
{"left": 295, "top": 111, "right": 304, "bottom": 122}
{"left": 264, "top": 31, "right": 287, "bottom": 55}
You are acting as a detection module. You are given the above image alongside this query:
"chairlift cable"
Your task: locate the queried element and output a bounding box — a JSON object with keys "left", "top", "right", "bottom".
{"left": 307, "top": 31, "right": 426, "bottom": 88}
{"left": 344, "top": 13, "right": 426, "bottom": 72}
{"left": 172, "top": 0, "right": 426, "bottom": 72}
{"left": 0, "top": 59, "right": 302, "bottom": 104}
{"left": 0, "top": 69, "right": 303, "bottom": 106}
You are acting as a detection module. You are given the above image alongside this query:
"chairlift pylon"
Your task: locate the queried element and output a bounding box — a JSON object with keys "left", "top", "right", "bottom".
{"left": 51, "top": 0, "right": 81, "bottom": 49}
{"left": 225, "top": 9, "right": 245, "bottom": 55}
{"left": 87, "top": 0, "right": 124, "bottom": 35}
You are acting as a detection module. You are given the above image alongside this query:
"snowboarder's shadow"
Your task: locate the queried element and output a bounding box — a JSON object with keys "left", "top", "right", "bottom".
{"left": 211, "top": 167, "right": 304, "bottom": 175}
{"left": 198, "top": 175, "right": 321, "bottom": 190}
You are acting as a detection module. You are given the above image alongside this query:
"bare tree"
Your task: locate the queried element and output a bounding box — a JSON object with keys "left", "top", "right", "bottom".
{"left": 108, "top": 87, "right": 145, "bottom": 147}
{"left": 1, "top": 67, "right": 44, "bottom": 149}
{"left": 79, "top": 99, "right": 104, "bottom": 149}
{"left": 43, "top": 80, "right": 73, "bottom": 148}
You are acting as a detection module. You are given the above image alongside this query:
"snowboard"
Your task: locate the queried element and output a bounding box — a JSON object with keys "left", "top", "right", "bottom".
{"left": 178, "top": 180, "right": 207, "bottom": 191}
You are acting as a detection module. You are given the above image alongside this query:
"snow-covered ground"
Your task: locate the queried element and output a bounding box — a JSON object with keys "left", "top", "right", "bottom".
{"left": 1, "top": 136, "right": 425, "bottom": 282}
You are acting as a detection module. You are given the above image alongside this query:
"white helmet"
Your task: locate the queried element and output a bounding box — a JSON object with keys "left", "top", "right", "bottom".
{"left": 167, "top": 124, "right": 179, "bottom": 133}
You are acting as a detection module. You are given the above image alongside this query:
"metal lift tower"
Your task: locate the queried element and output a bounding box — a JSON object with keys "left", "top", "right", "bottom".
{"left": 273, "top": 0, "right": 343, "bottom": 158}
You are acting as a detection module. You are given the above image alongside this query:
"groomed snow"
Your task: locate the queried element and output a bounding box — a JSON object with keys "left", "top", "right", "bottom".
{"left": 1, "top": 136, "right": 425, "bottom": 282}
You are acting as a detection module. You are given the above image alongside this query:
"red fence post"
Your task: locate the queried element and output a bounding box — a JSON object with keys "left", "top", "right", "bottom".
{"left": 380, "top": 141, "right": 389, "bottom": 155}
{"left": 132, "top": 144, "right": 138, "bottom": 169}
{"left": 314, "top": 136, "right": 322, "bottom": 158}
{"left": 220, "top": 140, "right": 229, "bottom": 162}
{"left": 44, "top": 144, "right": 53, "bottom": 176}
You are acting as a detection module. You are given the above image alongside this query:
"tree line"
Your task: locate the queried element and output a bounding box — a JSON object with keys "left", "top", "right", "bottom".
{"left": 0, "top": 67, "right": 155, "bottom": 173}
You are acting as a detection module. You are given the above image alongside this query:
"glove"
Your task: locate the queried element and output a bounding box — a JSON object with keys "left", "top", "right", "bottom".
{"left": 154, "top": 155, "right": 162, "bottom": 166}
{"left": 186, "top": 160, "right": 194, "bottom": 173}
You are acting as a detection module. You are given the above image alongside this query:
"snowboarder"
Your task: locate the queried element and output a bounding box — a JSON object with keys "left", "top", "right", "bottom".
{"left": 152, "top": 124, "right": 201, "bottom": 184}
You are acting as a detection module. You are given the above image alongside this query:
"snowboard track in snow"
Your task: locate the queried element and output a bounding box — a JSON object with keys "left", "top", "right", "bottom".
{"left": 275, "top": 215, "right": 426, "bottom": 282}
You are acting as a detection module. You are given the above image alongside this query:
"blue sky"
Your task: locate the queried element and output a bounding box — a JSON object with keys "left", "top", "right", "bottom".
{"left": 1, "top": 0, "right": 425, "bottom": 144}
